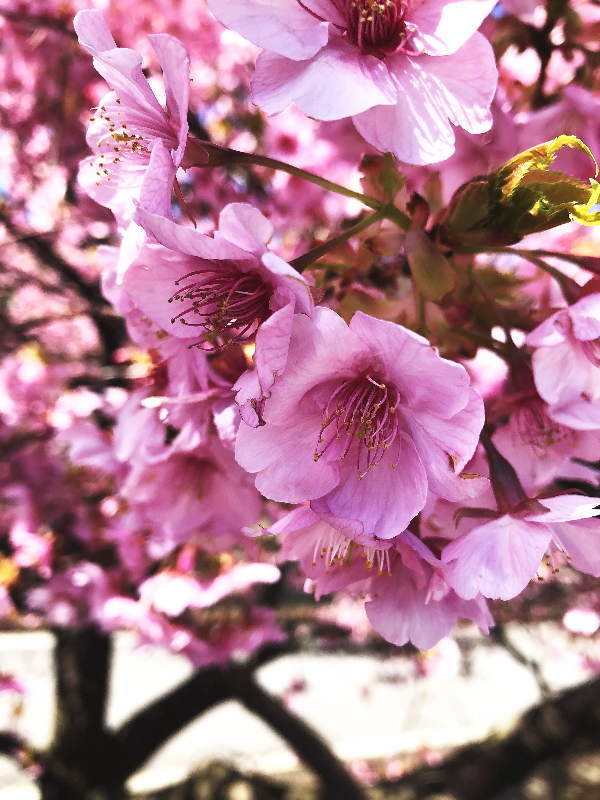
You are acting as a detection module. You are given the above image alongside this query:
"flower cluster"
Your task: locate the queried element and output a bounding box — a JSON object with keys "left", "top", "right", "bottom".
{"left": 2, "top": 0, "right": 599, "bottom": 661}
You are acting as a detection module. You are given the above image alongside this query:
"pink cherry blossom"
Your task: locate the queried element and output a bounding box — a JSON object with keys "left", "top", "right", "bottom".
{"left": 206, "top": 0, "right": 498, "bottom": 164}
{"left": 527, "top": 292, "right": 600, "bottom": 430}
{"left": 74, "top": 10, "right": 190, "bottom": 224}
{"left": 237, "top": 307, "right": 485, "bottom": 538}
{"left": 28, "top": 563, "right": 112, "bottom": 628}
{"left": 121, "top": 442, "right": 262, "bottom": 558}
{"left": 272, "top": 506, "right": 492, "bottom": 648}
{"left": 139, "top": 562, "right": 280, "bottom": 617}
{"left": 129, "top": 202, "right": 313, "bottom": 424}
{"left": 100, "top": 595, "right": 284, "bottom": 667}
{"left": 442, "top": 494, "right": 600, "bottom": 601}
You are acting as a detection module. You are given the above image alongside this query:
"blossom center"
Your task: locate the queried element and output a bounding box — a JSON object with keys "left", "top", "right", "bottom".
{"left": 514, "top": 399, "right": 571, "bottom": 454}
{"left": 169, "top": 266, "right": 271, "bottom": 350}
{"left": 339, "top": 0, "right": 409, "bottom": 56}
{"left": 89, "top": 98, "right": 176, "bottom": 186}
{"left": 311, "top": 527, "right": 392, "bottom": 574}
{"left": 314, "top": 374, "right": 399, "bottom": 478}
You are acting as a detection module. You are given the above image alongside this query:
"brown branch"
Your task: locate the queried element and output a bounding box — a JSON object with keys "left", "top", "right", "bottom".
{"left": 490, "top": 624, "right": 551, "bottom": 697}
{"left": 382, "top": 674, "right": 600, "bottom": 800}
{"left": 110, "top": 665, "right": 232, "bottom": 783}
{"left": 0, "top": 10, "right": 77, "bottom": 38}
{"left": 0, "top": 209, "right": 126, "bottom": 362}
{"left": 230, "top": 669, "right": 368, "bottom": 800}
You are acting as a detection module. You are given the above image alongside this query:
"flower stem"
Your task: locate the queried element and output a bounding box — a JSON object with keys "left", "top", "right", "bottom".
{"left": 185, "top": 139, "right": 410, "bottom": 229}
{"left": 290, "top": 209, "right": 385, "bottom": 272}
{"left": 461, "top": 246, "right": 583, "bottom": 304}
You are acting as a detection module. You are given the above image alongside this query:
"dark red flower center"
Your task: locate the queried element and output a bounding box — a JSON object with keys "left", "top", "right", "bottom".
{"left": 314, "top": 374, "right": 399, "bottom": 478}
{"left": 338, "top": 0, "right": 409, "bottom": 56}
{"left": 169, "top": 265, "right": 271, "bottom": 351}
{"left": 297, "top": 0, "right": 411, "bottom": 57}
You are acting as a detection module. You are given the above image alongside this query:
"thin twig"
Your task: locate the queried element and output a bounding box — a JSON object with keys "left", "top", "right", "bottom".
{"left": 290, "top": 210, "right": 385, "bottom": 272}
{"left": 491, "top": 624, "right": 551, "bottom": 697}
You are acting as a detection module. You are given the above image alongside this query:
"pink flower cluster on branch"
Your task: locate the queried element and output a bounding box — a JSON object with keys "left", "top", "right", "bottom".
{"left": 64, "top": 9, "right": 600, "bottom": 651}
{"left": 4, "top": 0, "right": 600, "bottom": 663}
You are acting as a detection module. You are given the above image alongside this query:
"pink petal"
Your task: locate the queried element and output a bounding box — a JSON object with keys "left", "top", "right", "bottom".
{"left": 122, "top": 245, "right": 198, "bottom": 338}
{"left": 532, "top": 342, "right": 600, "bottom": 430}
{"left": 302, "top": 0, "right": 346, "bottom": 25}
{"left": 527, "top": 494, "right": 600, "bottom": 523}
{"left": 349, "top": 311, "right": 471, "bottom": 418}
{"left": 206, "top": 0, "right": 331, "bottom": 60}
{"left": 217, "top": 203, "right": 273, "bottom": 255}
{"left": 234, "top": 302, "right": 297, "bottom": 424}
{"left": 138, "top": 140, "right": 177, "bottom": 219}
{"left": 442, "top": 515, "right": 552, "bottom": 600}
{"left": 73, "top": 9, "right": 117, "bottom": 52}
{"left": 261, "top": 253, "right": 313, "bottom": 316}
{"left": 75, "top": 13, "right": 164, "bottom": 118}
{"left": 353, "top": 33, "right": 496, "bottom": 164}
{"left": 234, "top": 371, "right": 264, "bottom": 427}
{"left": 366, "top": 563, "right": 457, "bottom": 649}
{"left": 550, "top": 400, "right": 600, "bottom": 431}
{"left": 149, "top": 34, "right": 191, "bottom": 162}
{"left": 404, "top": 389, "right": 486, "bottom": 501}
{"left": 259, "top": 309, "right": 368, "bottom": 427}
{"left": 552, "top": 519, "right": 600, "bottom": 577}
{"left": 252, "top": 38, "right": 396, "bottom": 121}
{"left": 194, "top": 563, "right": 281, "bottom": 607}
{"left": 312, "top": 433, "right": 428, "bottom": 538}
{"left": 254, "top": 301, "right": 295, "bottom": 395}
{"left": 134, "top": 207, "right": 251, "bottom": 261}
{"left": 526, "top": 308, "right": 568, "bottom": 347}
{"left": 235, "top": 416, "right": 340, "bottom": 503}
{"left": 570, "top": 293, "right": 600, "bottom": 341}
{"left": 410, "top": 0, "right": 498, "bottom": 56}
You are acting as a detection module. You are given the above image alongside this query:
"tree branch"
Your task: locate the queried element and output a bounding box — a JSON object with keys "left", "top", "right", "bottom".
{"left": 230, "top": 669, "right": 368, "bottom": 800}
{"left": 0, "top": 209, "right": 126, "bottom": 362}
{"left": 490, "top": 624, "right": 551, "bottom": 697}
{"left": 383, "top": 674, "right": 600, "bottom": 799}
{"left": 111, "top": 665, "right": 232, "bottom": 783}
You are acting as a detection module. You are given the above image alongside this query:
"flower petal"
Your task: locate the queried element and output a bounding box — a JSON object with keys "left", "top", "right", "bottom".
{"left": 252, "top": 37, "right": 396, "bottom": 121}
{"left": 235, "top": 416, "right": 340, "bottom": 503}
{"left": 217, "top": 203, "right": 273, "bottom": 255}
{"left": 442, "top": 515, "right": 551, "bottom": 600}
{"left": 148, "top": 34, "right": 191, "bottom": 161}
{"left": 134, "top": 207, "right": 251, "bottom": 261}
{"left": 527, "top": 494, "right": 600, "bottom": 523}
{"left": 410, "top": 0, "right": 498, "bottom": 56}
{"left": 349, "top": 311, "right": 471, "bottom": 418}
{"left": 353, "top": 33, "right": 496, "bottom": 164}
{"left": 404, "top": 389, "right": 486, "bottom": 501}
{"left": 206, "top": 0, "right": 331, "bottom": 60}
{"left": 312, "top": 433, "right": 428, "bottom": 538}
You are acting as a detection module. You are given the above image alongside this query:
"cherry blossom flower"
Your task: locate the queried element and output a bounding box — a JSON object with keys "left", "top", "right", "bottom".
{"left": 527, "top": 292, "right": 600, "bottom": 430}
{"left": 139, "top": 562, "right": 280, "bottom": 617}
{"left": 74, "top": 10, "right": 190, "bottom": 224}
{"left": 206, "top": 0, "right": 498, "bottom": 164}
{"left": 128, "top": 203, "right": 313, "bottom": 424}
{"left": 442, "top": 494, "right": 600, "bottom": 601}
{"left": 121, "top": 442, "right": 262, "bottom": 558}
{"left": 236, "top": 307, "right": 485, "bottom": 539}
{"left": 272, "top": 506, "right": 492, "bottom": 648}
{"left": 99, "top": 596, "right": 284, "bottom": 666}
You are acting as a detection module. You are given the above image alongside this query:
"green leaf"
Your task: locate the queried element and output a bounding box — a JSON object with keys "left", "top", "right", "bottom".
{"left": 439, "top": 135, "right": 600, "bottom": 248}
{"left": 406, "top": 228, "right": 455, "bottom": 302}
{"left": 570, "top": 178, "right": 600, "bottom": 225}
